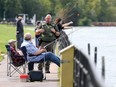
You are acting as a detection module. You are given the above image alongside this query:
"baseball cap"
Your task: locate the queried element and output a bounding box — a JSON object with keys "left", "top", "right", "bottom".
{"left": 8, "top": 39, "right": 16, "bottom": 44}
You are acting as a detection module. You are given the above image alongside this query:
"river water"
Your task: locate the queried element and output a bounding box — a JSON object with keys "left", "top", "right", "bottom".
{"left": 64, "top": 26, "right": 116, "bottom": 87}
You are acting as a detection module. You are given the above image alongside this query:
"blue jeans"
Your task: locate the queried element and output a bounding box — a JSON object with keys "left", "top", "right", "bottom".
{"left": 28, "top": 52, "right": 60, "bottom": 71}
{"left": 42, "top": 52, "right": 60, "bottom": 67}
{"left": 16, "top": 33, "right": 23, "bottom": 49}
{"left": 35, "top": 37, "right": 40, "bottom": 47}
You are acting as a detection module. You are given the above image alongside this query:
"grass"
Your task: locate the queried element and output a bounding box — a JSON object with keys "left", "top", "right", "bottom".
{"left": 0, "top": 55, "right": 4, "bottom": 62}
{"left": 0, "top": 24, "right": 35, "bottom": 54}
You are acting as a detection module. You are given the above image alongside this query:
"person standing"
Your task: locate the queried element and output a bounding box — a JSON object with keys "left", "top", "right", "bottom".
{"left": 35, "top": 21, "right": 41, "bottom": 48}
{"left": 54, "top": 18, "right": 73, "bottom": 32}
{"left": 36, "top": 14, "right": 60, "bottom": 73}
{"left": 16, "top": 16, "right": 24, "bottom": 49}
{"left": 54, "top": 18, "right": 73, "bottom": 50}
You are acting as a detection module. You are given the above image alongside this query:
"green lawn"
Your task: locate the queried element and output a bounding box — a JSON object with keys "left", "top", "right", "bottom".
{"left": 0, "top": 24, "right": 35, "bottom": 54}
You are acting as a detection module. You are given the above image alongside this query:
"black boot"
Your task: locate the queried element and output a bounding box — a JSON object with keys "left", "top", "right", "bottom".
{"left": 38, "top": 63, "right": 43, "bottom": 71}
{"left": 45, "top": 61, "right": 50, "bottom": 73}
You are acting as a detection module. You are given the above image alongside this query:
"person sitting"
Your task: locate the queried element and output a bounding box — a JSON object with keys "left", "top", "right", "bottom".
{"left": 21, "top": 33, "right": 61, "bottom": 71}
{"left": 8, "top": 39, "right": 25, "bottom": 66}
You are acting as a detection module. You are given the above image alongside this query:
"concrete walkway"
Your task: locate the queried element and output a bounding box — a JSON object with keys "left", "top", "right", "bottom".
{"left": 0, "top": 55, "right": 59, "bottom": 87}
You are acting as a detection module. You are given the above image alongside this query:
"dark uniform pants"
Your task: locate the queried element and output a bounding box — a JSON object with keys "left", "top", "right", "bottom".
{"left": 38, "top": 41, "right": 55, "bottom": 72}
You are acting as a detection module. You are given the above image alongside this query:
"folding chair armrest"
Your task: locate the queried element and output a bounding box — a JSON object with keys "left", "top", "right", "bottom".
{"left": 16, "top": 55, "right": 24, "bottom": 57}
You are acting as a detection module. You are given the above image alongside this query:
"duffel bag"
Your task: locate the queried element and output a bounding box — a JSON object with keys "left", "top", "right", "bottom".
{"left": 28, "top": 70, "right": 43, "bottom": 82}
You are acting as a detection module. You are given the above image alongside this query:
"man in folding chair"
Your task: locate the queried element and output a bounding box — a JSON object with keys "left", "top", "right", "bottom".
{"left": 21, "top": 33, "right": 60, "bottom": 72}
{"left": 6, "top": 39, "right": 25, "bottom": 77}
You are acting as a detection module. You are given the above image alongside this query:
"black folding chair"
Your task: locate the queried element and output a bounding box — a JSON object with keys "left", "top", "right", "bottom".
{"left": 21, "top": 46, "right": 39, "bottom": 72}
{"left": 5, "top": 45, "right": 26, "bottom": 77}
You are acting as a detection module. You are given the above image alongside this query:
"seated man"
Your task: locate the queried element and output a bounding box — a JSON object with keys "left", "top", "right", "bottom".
{"left": 8, "top": 39, "right": 25, "bottom": 66}
{"left": 21, "top": 33, "right": 60, "bottom": 71}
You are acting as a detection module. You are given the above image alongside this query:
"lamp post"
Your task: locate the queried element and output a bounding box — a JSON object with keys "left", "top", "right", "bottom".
{"left": 3, "top": 11, "right": 6, "bottom": 21}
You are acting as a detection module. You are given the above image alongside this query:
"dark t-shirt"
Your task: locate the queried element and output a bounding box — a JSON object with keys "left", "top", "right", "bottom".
{"left": 16, "top": 20, "right": 24, "bottom": 34}
{"left": 57, "top": 23, "right": 64, "bottom": 32}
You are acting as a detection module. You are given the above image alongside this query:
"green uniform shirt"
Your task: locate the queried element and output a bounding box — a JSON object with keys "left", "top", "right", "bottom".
{"left": 41, "top": 23, "right": 59, "bottom": 42}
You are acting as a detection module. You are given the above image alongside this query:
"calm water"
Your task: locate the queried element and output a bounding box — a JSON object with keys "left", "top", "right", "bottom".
{"left": 65, "top": 26, "right": 116, "bottom": 87}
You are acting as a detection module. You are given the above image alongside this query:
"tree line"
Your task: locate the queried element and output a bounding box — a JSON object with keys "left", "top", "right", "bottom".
{"left": 0, "top": 0, "right": 116, "bottom": 26}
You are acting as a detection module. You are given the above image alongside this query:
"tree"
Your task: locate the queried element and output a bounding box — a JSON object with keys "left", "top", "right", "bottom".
{"left": 0, "top": 0, "right": 6, "bottom": 20}
{"left": 4, "top": 0, "right": 22, "bottom": 19}
{"left": 97, "top": 0, "right": 109, "bottom": 22}
{"left": 77, "top": 0, "right": 101, "bottom": 25}
{"left": 0, "top": 0, "right": 116, "bottom": 25}
{"left": 54, "top": 0, "right": 79, "bottom": 25}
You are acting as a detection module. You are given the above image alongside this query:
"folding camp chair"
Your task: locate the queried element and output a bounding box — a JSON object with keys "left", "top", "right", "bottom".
{"left": 5, "top": 45, "right": 26, "bottom": 77}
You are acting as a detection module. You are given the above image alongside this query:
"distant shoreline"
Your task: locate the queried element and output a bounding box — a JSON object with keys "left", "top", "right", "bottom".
{"left": 92, "top": 22, "right": 116, "bottom": 26}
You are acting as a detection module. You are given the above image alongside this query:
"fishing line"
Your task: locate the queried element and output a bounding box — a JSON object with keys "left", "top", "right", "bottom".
{"left": 43, "top": 27, "right": 82, "bottom": 49}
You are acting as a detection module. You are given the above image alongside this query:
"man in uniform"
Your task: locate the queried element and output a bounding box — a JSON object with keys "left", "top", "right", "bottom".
{"left": 35, "top": 14, "right": 60, "bottom": 73}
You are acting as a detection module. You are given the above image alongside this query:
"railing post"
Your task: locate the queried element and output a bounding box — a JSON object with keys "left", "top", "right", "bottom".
{"left": 88, "top": 43, "right": 90, "bottom": 55}
{"left": 102, "top": 56, "right": 105, "bottom": 79}
{"left": 60, "top": 44, "right": 74, "bottom": 87}
{"left": 94, "top": 47, "right": 97, "bottom": 65}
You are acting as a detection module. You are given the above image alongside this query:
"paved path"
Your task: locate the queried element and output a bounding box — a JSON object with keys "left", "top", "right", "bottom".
{"left": 0, "top": 55, "right": 59, "bottom": 87}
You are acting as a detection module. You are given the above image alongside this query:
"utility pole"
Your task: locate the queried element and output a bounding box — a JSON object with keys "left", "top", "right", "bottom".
{"left": 3, "top": 11, "right": 6, "bottom": 21}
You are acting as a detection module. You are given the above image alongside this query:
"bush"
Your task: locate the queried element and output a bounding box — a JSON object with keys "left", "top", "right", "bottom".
{"left": 78, "top": 17, "right": 92, "bottom": 26}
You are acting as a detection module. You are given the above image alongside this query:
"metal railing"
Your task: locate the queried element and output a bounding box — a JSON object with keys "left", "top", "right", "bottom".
{"left": 58, "top": 31, "right": 105, "bottom": 87}
{"left": 73, "top": 48, "right": 104, "bottom": 87}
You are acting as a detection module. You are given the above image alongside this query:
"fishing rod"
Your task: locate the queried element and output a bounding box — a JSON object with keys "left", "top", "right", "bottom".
{"left": 62, "top": 3, "right": 77, "bottom": 21}
{"left": 43, "top": 40, "right": 57, "bottom": 49}
{"left": 43, "top": 27, "right": 83, "bottom": 49}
